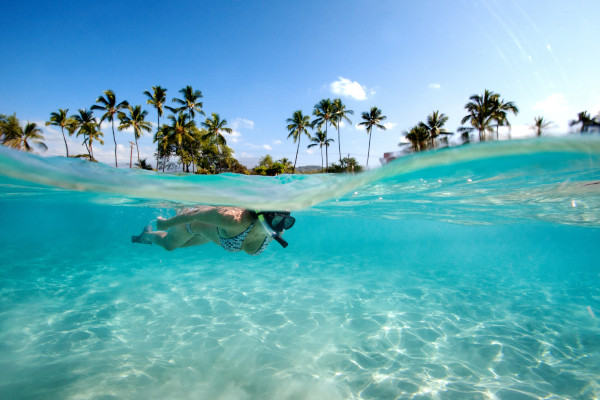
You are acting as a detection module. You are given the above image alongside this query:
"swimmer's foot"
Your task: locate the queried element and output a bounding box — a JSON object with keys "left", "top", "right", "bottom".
{"left": 131, "top": 225, "right": 153, "bottom": 245}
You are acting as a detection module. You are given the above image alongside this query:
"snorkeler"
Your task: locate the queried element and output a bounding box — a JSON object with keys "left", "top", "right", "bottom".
{"left": 131, "top": 206, "right": 295, "bottom": 255}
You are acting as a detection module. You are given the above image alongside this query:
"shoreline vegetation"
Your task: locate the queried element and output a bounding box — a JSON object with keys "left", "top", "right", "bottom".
{"left": 1, "top": 87, "right": 600, "bottom": 175}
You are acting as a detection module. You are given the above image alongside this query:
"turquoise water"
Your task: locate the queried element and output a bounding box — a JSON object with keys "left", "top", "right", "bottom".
{"left": 0, "top": 138, "right": 599, "bottom": 400}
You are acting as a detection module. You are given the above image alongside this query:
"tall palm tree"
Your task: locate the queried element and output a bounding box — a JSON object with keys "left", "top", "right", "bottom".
{"left": 84, "top": 124, "right": 104, "bottom": 160}
{"left": 3, "top": 122, "right": 47, "bottom": 152}
{"left": 461, "top": 90, "right": 518, "bottom": 141}
{"left": 569, "top": 111, "right": 599, "bottom": 133}
{"left": 169, "top": 85, "right": 205, "bottom": 120}
{"left": 403, "top": 125, "right": 430, "bottom": 152}
{"left": 312, "top": 99, "right": 335, "bottom": 172}
{"left": 358, "top": 107, "right": 387, "bottom": 168}
{"left": 331, "top": 98, "right": 353, "bottom": 165}
{"left": 307, "top": 130, "right": 334, "bottom": 173}
{"left": 492, "top": 97, "right": 519, "bottom": 139}
{"left": 165, "top": 113, "right": 196, "bottom": 171}
{"left": 71, "top": 109, "right": 102, "bottom": 160}
{"left": 201, "top": 113, "right": 232, "bottom": 149}
{"left": 46, "top": 108, "right": 74, "bottom": 157}
{"left": 419, "top": 110, "right": 449, "bottom": 148}
{"left": 286, "top": 110, "right": 312, "bottom": 173}
{"left": 461, "top": 89, "right": 500, "bottom": 141}
{"left": 0, "top": 114, "right": 23, "bottom": 144}
{"left": 154, "top": 124, "right": 172, "bottom": 172}
{"left": 118, "top": 105, "right": 152, "bottom": 165}
{"left": 91, "top": 89, "right": 129, "bottom": 167}
{"left": 144, "top": 86, "right": 168, "bottom": 170}
{"left": 532, "top": 116, "right": 553, "bottom": 136}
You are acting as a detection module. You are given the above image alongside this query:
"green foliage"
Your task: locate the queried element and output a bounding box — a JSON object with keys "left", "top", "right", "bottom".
{"left": 460, "top": 90, "right": 518, "bottom": 141}
{"left": 252, "top": 154, "right": 289, "bottom": 176}
{"left": 135, "top": 158, "right": 154, "bottom": 170}
{"left": 329, "top": 156, "right": 363, "bottom": 173}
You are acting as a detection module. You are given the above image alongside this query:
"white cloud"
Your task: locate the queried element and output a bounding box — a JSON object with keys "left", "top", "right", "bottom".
{"left": 228, "top": 130, "right": 242, "bottom": 143}
{"left": 383, "top": 122, "right": 397, "bottom": 130}
{"left": 262, "top": 144, "right": 272, "bottom": 150}
{"left": 428, "top": 83, "right": 441, "bottom": 89}
{"left": 273, "top": 140, "right": 282, "bottom": 145}
{"left": 533, "top": 93, "right": 568, "bottom": 115}
{"left": 329, "top": 77, "right": 373, "bottom": 100}
{"left": 231, "top": 118, "right": 255, "bottom": 130}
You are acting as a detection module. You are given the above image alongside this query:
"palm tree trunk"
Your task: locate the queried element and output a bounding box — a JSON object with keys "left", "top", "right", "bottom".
{"left": 320, "top": 147, "right": 324, "bottom": 173}
{"left": 135, "top": 135, "right": 140, "bottom": 164}
{"left": 84, "top": 138, "right": 91, "bottom": 158}
{"left": 337, "top": 125, "right": 342, "bottom": 166}
{"left": 366, "top": 130, "right": 372, "bottom": 168}
{"left": 111, "top": 120, "right": 118, "bottom": 167}
{"left": 293, "top": 139, "right": 300, "bottom": 174}
{"left": 325, "top": 123, "right": 329, "bottom": 173}
{"left": 156, "top": 115, "right": 160, "bottom": 171}
{"left": 61, "top": 127, "right": 69, "bottom": 157}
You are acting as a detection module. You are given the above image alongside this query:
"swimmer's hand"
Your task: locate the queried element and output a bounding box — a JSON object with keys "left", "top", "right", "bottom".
{"left": 156, "top": 216, "right": 168, "bottom": 230}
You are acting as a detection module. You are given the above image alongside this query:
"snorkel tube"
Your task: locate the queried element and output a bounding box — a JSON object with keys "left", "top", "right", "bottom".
{"left": 257, "top": 212, "right": 288, "bottom": 248}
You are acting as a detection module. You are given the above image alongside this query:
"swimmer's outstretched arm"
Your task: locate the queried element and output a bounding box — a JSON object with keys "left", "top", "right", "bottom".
{"left": 156, "top": 207, "right": 252, "bottom": 230}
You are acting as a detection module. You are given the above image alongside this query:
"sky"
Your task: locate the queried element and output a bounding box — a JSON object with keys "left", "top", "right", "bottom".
{"left": 1, "top": 0, "right": 599, "bottom": 168}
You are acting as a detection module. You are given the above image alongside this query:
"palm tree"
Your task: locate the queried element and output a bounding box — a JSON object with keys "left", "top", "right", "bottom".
{"left": 307, "top": 130, "right": 334, "bottom": 173}
{"left": 3, "top": 122, "right": 47, "bottom": 152}
{"left": 169, "top": 85, "right": 204, "bottom": 120}
{"left": 403, "top": 125, "right": 430, "bottom": 152}
{"left": 569, "top": 111, "right": 599, "bottom": 133}
{"left": 278, "top": 157, "right": 293, "bottom": 173}
{"left": 460, "top": 89, "right": 500, "bottom": 141}
{"left": 118, "top": 105, "right": 152, "bottom": 165}
{"left": 71, "top": 109, "right": 102, "bottom": 160}
{"left": 492, "top": 97, "right": 519, "bottom": 139}
{"left": 531, "top": 116, "right": 553, "bottom": 136}
{"left": 91, "top": 89, "right": 129, "bottom": 167}
{"left": 165, "top": 113, "right": 196, "bottom": 171}
{"left": 46, "top": 108, "right": 74, "bottom": 157}
{"left": 331, "top": 98, "right": 353, "bottom": 166}
{"left": 312, "top": 99, "right": 335, "bottom": 172}
{"left": 419, "top": 110, "right": 449, "bottom": 148}
{"left": 358, "top": 107, "right": 387, "bottom": 168}
{"left": 84, "top": 124, "right": 104, "bottom": 160}
{"left": 461, "top": 90, "right": 518, "bottom": 141}
{"left": 0, "top": 114, "right": 23, "bottom": 144}
{"left": 144, "top": 86, "right": 168, "bottom": 170}
{"left": 201, "top": 113, "right": 232, "bottom": 148}
{"left": 154, "top": 124, "right": 172, "bottom": 172}
{"left": 286, "top": 110, "right": 312, "bottom": 173}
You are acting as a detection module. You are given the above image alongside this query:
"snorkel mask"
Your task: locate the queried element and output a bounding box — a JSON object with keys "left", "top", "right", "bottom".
{"left": 256, "top": 211, "right": 295, "bottom": 248}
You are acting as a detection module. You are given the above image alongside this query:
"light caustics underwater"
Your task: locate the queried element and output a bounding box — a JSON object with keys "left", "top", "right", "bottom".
{"left": 0, "top": 137, "right": 599, "bottom": 400}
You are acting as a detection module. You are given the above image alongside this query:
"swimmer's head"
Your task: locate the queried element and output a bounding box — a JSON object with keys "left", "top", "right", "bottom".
{"left": 256, "top": 211, "right": 295, "bottom": 248}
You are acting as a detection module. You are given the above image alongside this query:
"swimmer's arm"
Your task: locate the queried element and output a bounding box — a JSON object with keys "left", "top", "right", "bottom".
{"left": 157, "top": 207, "right": 251, "bottom": 230}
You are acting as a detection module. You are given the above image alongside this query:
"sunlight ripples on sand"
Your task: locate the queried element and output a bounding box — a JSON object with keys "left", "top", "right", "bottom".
{"left": 1, "top": 244, "right": 598, "bottom": 399}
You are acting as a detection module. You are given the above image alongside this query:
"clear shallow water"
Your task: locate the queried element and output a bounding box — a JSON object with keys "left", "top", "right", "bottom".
{"left": 0, "top": 139, "right": 599, "bottom": 400}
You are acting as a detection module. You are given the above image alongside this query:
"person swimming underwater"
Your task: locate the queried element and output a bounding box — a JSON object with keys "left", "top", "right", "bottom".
{"left": 131, "top": 206, "right": 294, "bottom": 255}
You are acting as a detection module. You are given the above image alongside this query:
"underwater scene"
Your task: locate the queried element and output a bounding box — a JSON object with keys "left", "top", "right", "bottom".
{"left": 0, "top": 138, "right": 599, "bottom": 400}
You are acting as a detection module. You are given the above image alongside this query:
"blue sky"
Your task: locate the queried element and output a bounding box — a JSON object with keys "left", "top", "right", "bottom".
{"left": 1, "top": 0, "right": 599, "bottom": 168}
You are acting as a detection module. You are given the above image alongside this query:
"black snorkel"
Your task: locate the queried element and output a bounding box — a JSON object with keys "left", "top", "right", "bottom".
{"left": 256, "top": 212, "right": 289, "bottom": 248}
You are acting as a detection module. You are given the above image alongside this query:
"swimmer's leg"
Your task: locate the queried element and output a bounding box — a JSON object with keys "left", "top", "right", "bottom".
{"left": 140, "top": 224, "right": 199, "bottom": 251}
